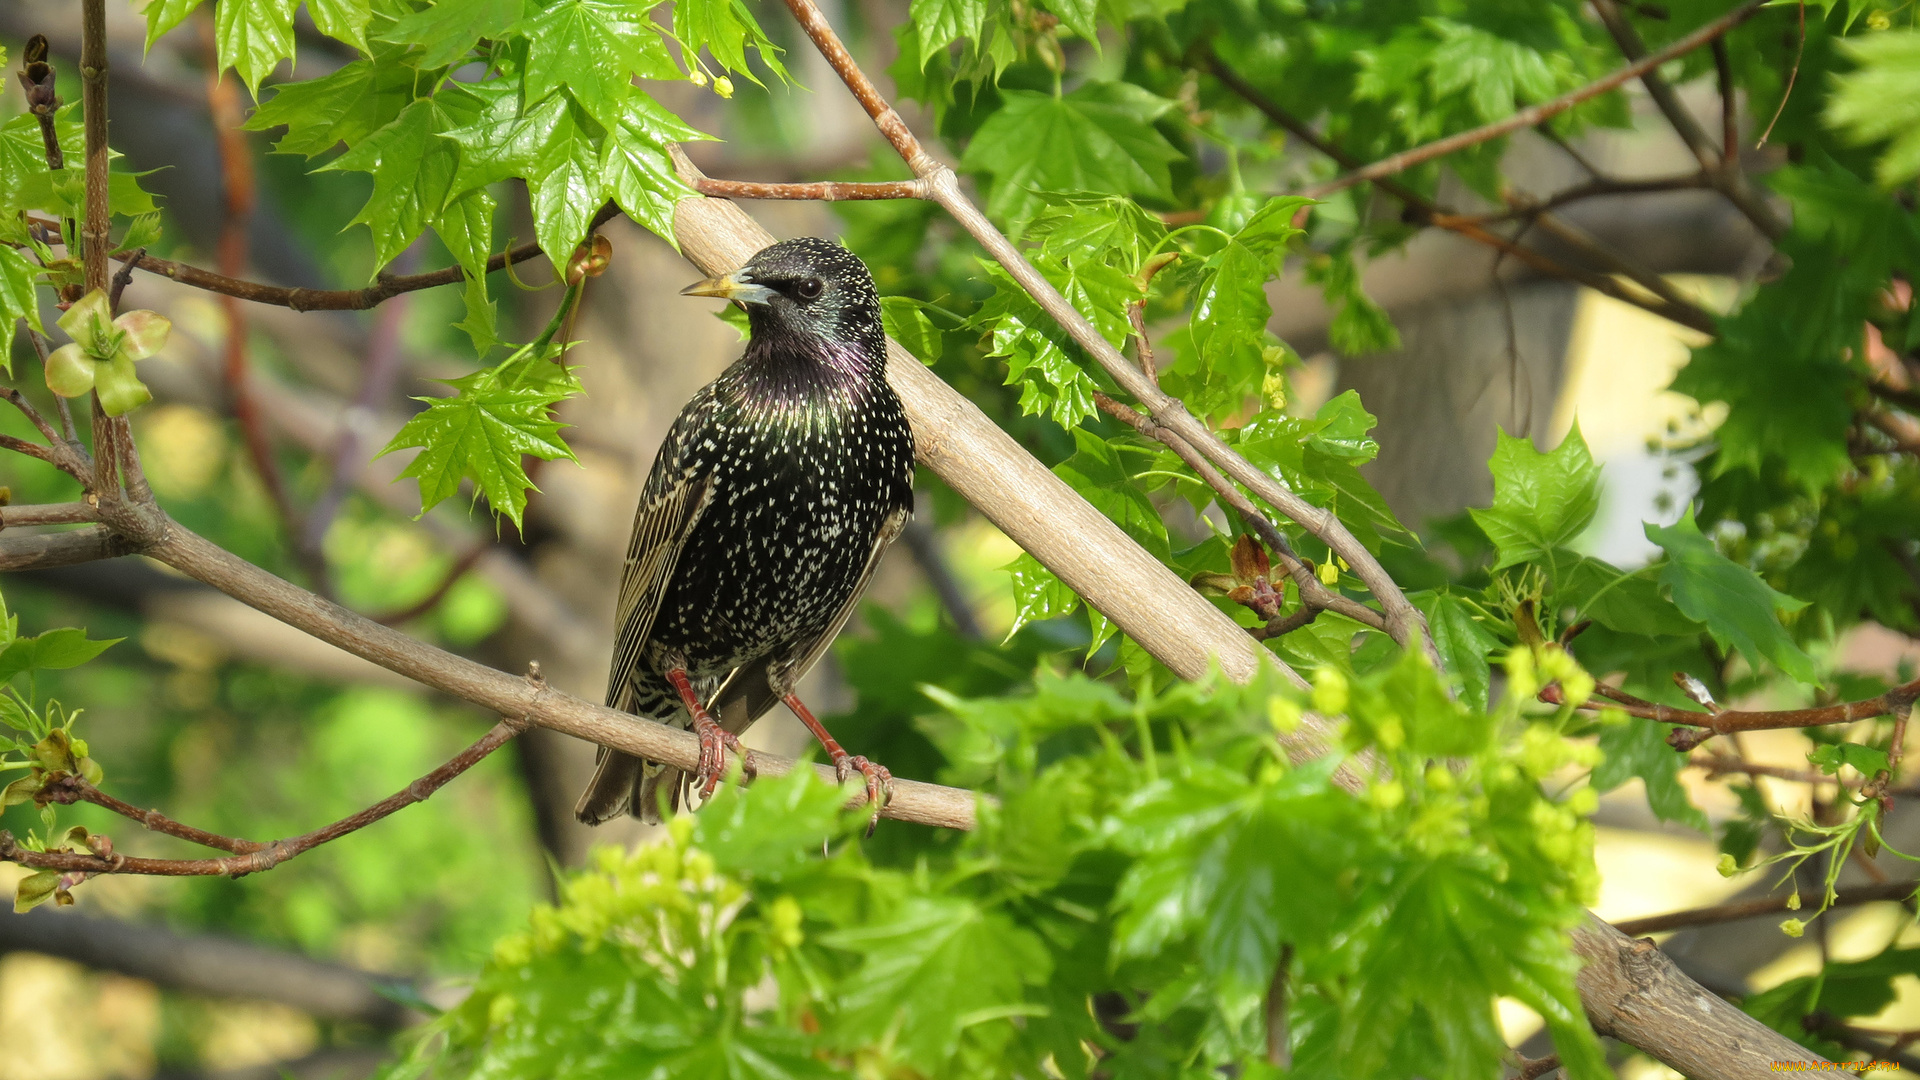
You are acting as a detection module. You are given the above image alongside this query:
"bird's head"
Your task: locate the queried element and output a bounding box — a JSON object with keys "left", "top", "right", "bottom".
{"left": 681, "top": 237, "right": 883, "bottom": 359}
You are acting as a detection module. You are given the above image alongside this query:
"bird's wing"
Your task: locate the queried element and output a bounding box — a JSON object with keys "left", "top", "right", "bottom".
{"left": 606, "top": 470, "right": 715, "bottom": 713}
{"left": 775, "top": 506, "right": 911, "bottom": 696}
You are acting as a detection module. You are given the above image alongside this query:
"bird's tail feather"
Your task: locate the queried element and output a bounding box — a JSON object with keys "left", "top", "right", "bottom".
{"left": 574, "top": 749, "right": 646, "bottom": 825}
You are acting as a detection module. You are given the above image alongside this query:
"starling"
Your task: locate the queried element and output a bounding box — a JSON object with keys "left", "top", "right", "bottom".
{"left": 573, "top": 237, "right": 915, "bottom": 826}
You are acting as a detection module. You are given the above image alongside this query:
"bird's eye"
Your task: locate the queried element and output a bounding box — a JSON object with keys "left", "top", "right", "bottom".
{"left": 795, "top": 277, "right": 825, "bottom": 301}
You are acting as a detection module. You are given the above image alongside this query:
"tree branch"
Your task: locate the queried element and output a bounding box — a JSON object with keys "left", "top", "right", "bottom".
{"left": 1090, "top": 389, "right": 1387, "bottom": 639}
{"left": 1590, "top": 0, "right": 1788, "bottom": 240}
{"left": 0, "top": 906, "right": 417, "bottom": 1026}
{"left": 767, "top": 0, "right": 1438, "bottom": 663}
{"left": 108, "top": 202, "right": 617, "bottom": 312}
{"left": 0, "top": 502, "right": 97, "bottom": 528}
{"left": 1558, "top": 679, "right": 1920, "bottom": 744}
{"left": 80, "top": 0, "right": 109, "bottom": 296}
{"left": 9, "top": 713, "right": 533, "bottom": 877}
{"left": 691, "top": 177, "right": 929, "bottom": 201}
{"left": 1613, "top": 879, "right": 1919, "bottom": 937}
{"left": 0, "top": 525, "right": 138, "bottom": 571}
{"left": 1205, "top": 54, "right": 1720, "bottom": 337}
{"left": 1571, "top": 914, "right": 1830, "bottom": 1072}
{"left": 1305, "top": 0, "right": 1765, "bottom": 200}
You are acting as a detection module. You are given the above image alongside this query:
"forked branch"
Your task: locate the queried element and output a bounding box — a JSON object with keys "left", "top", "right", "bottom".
{"left": 768, "top": 0, "right": 1439, "bottom": 663}
{"left": 7, "top": 713, "right": 534, "bottom": 877}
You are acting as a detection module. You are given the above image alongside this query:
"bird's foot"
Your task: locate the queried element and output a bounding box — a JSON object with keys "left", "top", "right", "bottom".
{"left": 834, "top": 754, "right": 893, "bottom": 836}
{"left": 692, "top": 711, "right": 748, "bottom": 801}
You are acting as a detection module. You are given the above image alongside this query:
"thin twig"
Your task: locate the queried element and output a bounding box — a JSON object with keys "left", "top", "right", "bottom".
{"left": 1516, "top": 1053, "right": 1563, "bottom": 1080}
{"left": 1091, "top": 390, "right": 1387, "bottom": 635}
{"left": 1591, "top": 0, "right": 1788, "bottom": 239}
{"left": 1612, "top": 879, "right": 1920, "bottom": 936}
{"left": 108, "top": 246, "right": 143, "bottom": 311}
{"left": 1556, "top": 679, "right": 1920, "bottom": 741}
{"left": 9, "top": 715, "right": 533, "bottom": 877}
{"left": 1304, "top": 0, "right": 1766, "bottom": 199}
{"left": 0, "top": 525, "right": 138, "bottom": 571}
{"left": 1206, "top": 54, "right": 1719, "bottom": 335}
{"left": 692, "top": 177, "right": 929, "bottom": 201}
{"left": 113, "top": 238, "right": 553, "bottom": 311}
{"left": 1591, "top": 0, "right": 1721, "bottom": 172}
{"left": 1754, "top": 0, "right": 1804, "bottom": 150}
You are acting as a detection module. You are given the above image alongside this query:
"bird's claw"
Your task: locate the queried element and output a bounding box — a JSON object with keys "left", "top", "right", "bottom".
{"left": 693, "top": 715, "right": 746, "bottom": 801}
{"left": 834, "top": 755, "right": 892, "bottom": 836}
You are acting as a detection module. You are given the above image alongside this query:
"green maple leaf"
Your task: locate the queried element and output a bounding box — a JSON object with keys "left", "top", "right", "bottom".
{"left": 1647, "top": 510, "right": 1819, "bottom": 685}
{"left": 820, "top": 896, "right": 1049, "bottom": 1070}
{"left": 1469, "top": 426, "right": 1601, "bottom": 571}
{"left": 1830, "top": 32, "right": 1920, "bottom": 187}
{"left": 216, "top": 0, "right": 299, "bottom": 96}
{"left": 306, "top": 0, "right": 371, "bottom": 52}
{"left": 673, "top": 0, "right": 789, "bottom": 82}
{"left": 0, "top": 247, "right": 46, "bottom": 365}
{"left": 378, "top": 361, "right": 580, "bottom": 526}
{"left": 435, "top": 188, "right": 500, "bottom": 354}
{"left": 1053, "top": 430, "right": 1170, "bottom": 560}
{"left": 143, "top": 0, "right": 206, "bottom": 49}
{"left": 959, "top": 82, "right": 1184, "bottom": 228}
{"left": 596, "top": 90, "right": 706, "bottom": 245}
{"left": 320, "top": 98, "right": 463, "bottom": 269}
{"left": 1593, "top": 717, "right": 1708, "bottom": 830}
{"left": 1002, "top": 553, "right": 1079, "bottom": 639}
{"left": 1413, "top": 589, "right": 1502, "bottom": 711}
{"left": 378, "top": 0, "right": 526, "bottom": 68}
{"left": 909, "top": 0, "right": 987, "bottom": 63}
{"left": 519, "top": 0, "right": 679, "bottom": 110}
{"left": 444, "top": 89, "right": 606, "bottom": 262}
{"left": 243, "top": 55, "right": 418, "bottom": 158}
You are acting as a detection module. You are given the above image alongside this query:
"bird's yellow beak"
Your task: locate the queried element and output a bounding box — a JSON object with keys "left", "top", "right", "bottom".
{"left": 680, "top": 270, "right": 775, "bottom": 305}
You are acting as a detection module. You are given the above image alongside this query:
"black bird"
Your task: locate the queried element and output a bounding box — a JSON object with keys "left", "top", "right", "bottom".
{"left": 574, "top": 237, "right": 915, "bottom": 826}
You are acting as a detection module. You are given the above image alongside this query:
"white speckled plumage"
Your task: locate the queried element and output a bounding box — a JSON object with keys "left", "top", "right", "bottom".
{"left": 575, "top": 238, "right": 915, "bottom": 825}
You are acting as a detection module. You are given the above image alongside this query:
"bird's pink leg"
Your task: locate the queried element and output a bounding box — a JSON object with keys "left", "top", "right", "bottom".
{"left": 783, "top": 692, "right": 891, "bottom": 833}
{"left": 666, "top": 667, "right": 746, "bottom": 800}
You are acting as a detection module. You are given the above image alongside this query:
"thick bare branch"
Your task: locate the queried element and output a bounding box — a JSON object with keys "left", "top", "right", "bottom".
{"left": 0, "top": 906, "right": 416, "bottom": 1026}
{"left": 1572, "top": 915, "right": 1831, "bottom": 1071}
